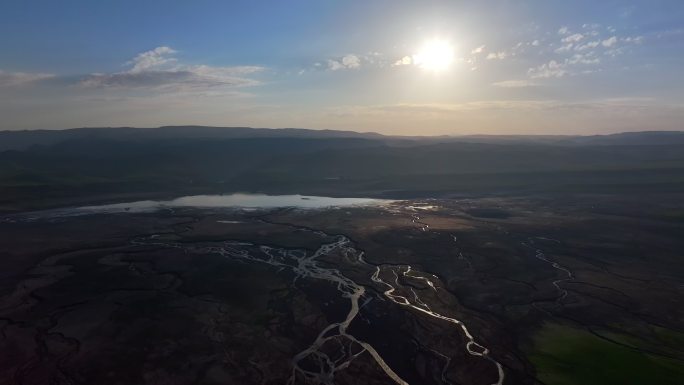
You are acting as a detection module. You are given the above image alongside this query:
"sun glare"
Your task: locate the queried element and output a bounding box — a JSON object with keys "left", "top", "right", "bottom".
{"left": 413, "top": 39, "right": 455, "bottom": 72}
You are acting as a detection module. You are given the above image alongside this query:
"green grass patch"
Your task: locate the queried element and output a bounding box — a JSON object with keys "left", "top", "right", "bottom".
{"left": 661, "top": 209, "right": 684, "bottom": 223}
{"left": 528, "top": 323, "right": 684, "bottom": 385}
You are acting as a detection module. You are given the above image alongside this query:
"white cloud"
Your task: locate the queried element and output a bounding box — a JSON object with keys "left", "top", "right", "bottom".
{"left": 0, "top": 69, "right": 54, "bottom": 87}
{"left": 562, "top": 33, "right": 585, "bottom": 43}
{"left": 471, "top": 45, "right": 486, "bottom": 54}
{"left": 528, "top": 60, "right": 568, "bottom": 79}
{"left": 602, "top": 36, "right": 618, "bottom": 47}
{"left": 532, "top": 25, "right": 643, "bottom": 81}
{"left": 128, "top": 46, "right": 178, "bottom": 73}
{"left": 623, "top": 36, "right": 644, "bottom": 44}
{"left": 81, "top": 46, "right": 264, "bottom": 91}
{"left": 327, "top": 54, "right": 362, "bottom": 70}
{"left": 568, "top": 54, "right": 600, "bottom": 65}
{"left": 327, "top": 60, "right": 344, "bottom": 71}
{"left": 575, "top": 40, "right": 600, "bottom": 51}
{"left": 80, "top": 68, "right": 261, "bottom": 90}
{"left": 486, "top": 51, "right": 507, "bottom": 60}
{"left": 581, "top": 24, "right": 602, "bottom": 37}
{"left": 393, "top": 56, "right": 412, "bottom": 66}
{"left": 342, "top": 54, "right": 361, "bottom": 68}
{"left": 555, "top": 43, "right": 575, "bottom": 53}
{"left": 531, "top": 40, "right": 540, "bottom": 47}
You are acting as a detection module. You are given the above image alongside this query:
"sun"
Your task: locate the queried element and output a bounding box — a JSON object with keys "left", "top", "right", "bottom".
{"left": 413, "top": 39, "right": 455, "bottom": 72}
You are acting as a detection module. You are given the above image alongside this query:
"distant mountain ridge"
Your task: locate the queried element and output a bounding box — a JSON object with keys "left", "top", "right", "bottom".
{"left": 0, "top": 126, "right": 683, "bottom": 152}
{"left": 0, "top": 126, "right": 384, "bottom": 152}
{"left": 1, "top": 126, "right": 684, "bottom": 211}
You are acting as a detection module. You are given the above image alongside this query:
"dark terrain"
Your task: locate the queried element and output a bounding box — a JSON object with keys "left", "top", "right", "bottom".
{"left": 1, "top": 127, "right": 683, "bottom": 385}
{"left": 1, "top": 195, "right": 683, "bottom": 385}
{"left": 2, "top": 127, "right": 684, "bottom": 212}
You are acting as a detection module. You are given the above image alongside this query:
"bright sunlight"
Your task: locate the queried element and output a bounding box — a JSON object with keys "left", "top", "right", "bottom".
{"left": 412, "top": 39, "right": 456, "bottom": 72}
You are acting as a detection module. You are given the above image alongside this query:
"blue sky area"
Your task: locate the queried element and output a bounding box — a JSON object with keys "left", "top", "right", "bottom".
{"left": 1, "top": 0, "right": 683, "bottom": 134}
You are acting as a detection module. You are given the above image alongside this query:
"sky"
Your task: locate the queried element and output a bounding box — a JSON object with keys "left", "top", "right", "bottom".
{"left": 1, "top": 0, "right": 683, "bottom": 135}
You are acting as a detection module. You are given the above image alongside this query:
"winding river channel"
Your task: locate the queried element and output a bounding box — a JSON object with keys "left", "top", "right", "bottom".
{"left": 522, "top": 237, "right": 574, "bottom": 309}
{"left": 134, "top": 226, "right": 410, "bottom": 385}
{"left": 133, "top": 210, "right": 504, "bottom": 384}
{"left": 5, "top": 194, "right": 505, "bottom": 385}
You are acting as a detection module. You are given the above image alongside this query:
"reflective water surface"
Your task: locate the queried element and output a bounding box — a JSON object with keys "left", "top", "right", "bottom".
{"left": 4, "top": 193, "right": 392, "bottom": 221}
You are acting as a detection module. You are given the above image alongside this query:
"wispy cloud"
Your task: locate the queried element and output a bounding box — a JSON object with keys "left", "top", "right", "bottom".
{"left": 80, "top": 47, "right": 264, "bottom": 91}
{"left": 327, "top": 54, "right": 362, "bottom": 70}
{"left": 393, "top": 56, "right": 412, "bottom": 66}
{"left": 471, "top": 45, "right": 486, "bottom": 54}
{"left": 127, "top": 46, "right": 178, "bottom": 72}
{"left": 562, "top": 33, "right": 585, "bottom": 43}
{"left": 524, "top": 25, "right": 646, "bottom": 80}
{"left": 528, "top": 60, "right": 569, "bottom": 79}
{"left": 575, "top": 40, "right": 601, "bottom": 51}
{"left": 0, "top": 69, "right": 54, "bottom": 88}
{"left": 486, "top": 51, "right": 507, "bottom": 60}
{"left": 601, "top": 36, "right": 618, "bottom": 47}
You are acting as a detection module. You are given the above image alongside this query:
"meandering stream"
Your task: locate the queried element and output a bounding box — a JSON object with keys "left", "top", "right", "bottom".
{"left": 8, "top": 195, "right": 505, "bottom": 385}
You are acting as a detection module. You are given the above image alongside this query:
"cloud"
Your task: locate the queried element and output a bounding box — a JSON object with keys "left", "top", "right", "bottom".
{"left": 471, "top": 45, "right": 486, "bottom": 54}
{"left": 528, "top": 60, "right": 568, "bottom": 79}
{"left": 562, "top": 33, "right": 584, "bottom": 43}
{"left": 342, "top": 54, "right": 361, "bottom": 68}
{"left": 602, "top": 36, "right": 618, "bottom": 47}
{"left": 327, "top": 54, "right": 362, "bottom": 70}
{"left": 575, "top": 40, "right": 601, "bottom": 51}
{"left": 555, "top": 33, "right": 585, "bottom": 53}
{"left": 82, "top": 67, "right": 262, "bottom": 90}
{"left": 81, "top": 69, "right": 261, "bottom": 90}
{"left": 486, "top": 51, "right": 507, "bottom": 60}
{"left": 492, "top": 80, "right": 538, "bottom": 88}
{"left": 327, "top": 60, "right": 344, "bottom": 71}
{"left": 0, "top": 69, "right": 54, "bottom": 87}
{"left": 568, "top": 53, "right": 600, "bottom": 65}
{"left": 80, "top": 47, "right": 263, "bottom": 91}
{"left": 623, "top": 36, "right": 644, "bottom": 44}
{"left": 555, "top": 43, "right": 575, "bottom": 53}
{"left": 128, "top": 46, "right": 177, "bottom": 72}
{"left": 529, "top": 25, "right": 644, "bottom": 81}
{"left": 393, "top": 56, "right": 412, "bottom": 66}
{"left": 529, "top": 50, "right": 603, "bottom": 79}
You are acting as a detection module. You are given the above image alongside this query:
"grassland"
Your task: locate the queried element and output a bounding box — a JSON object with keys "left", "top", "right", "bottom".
{"left": 528, "top": 323, "right": 684, "bottom": 385}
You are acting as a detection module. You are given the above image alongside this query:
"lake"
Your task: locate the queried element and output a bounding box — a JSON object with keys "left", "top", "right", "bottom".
{"left": 4, "top": 193, "right": 392, "bottom": 221}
